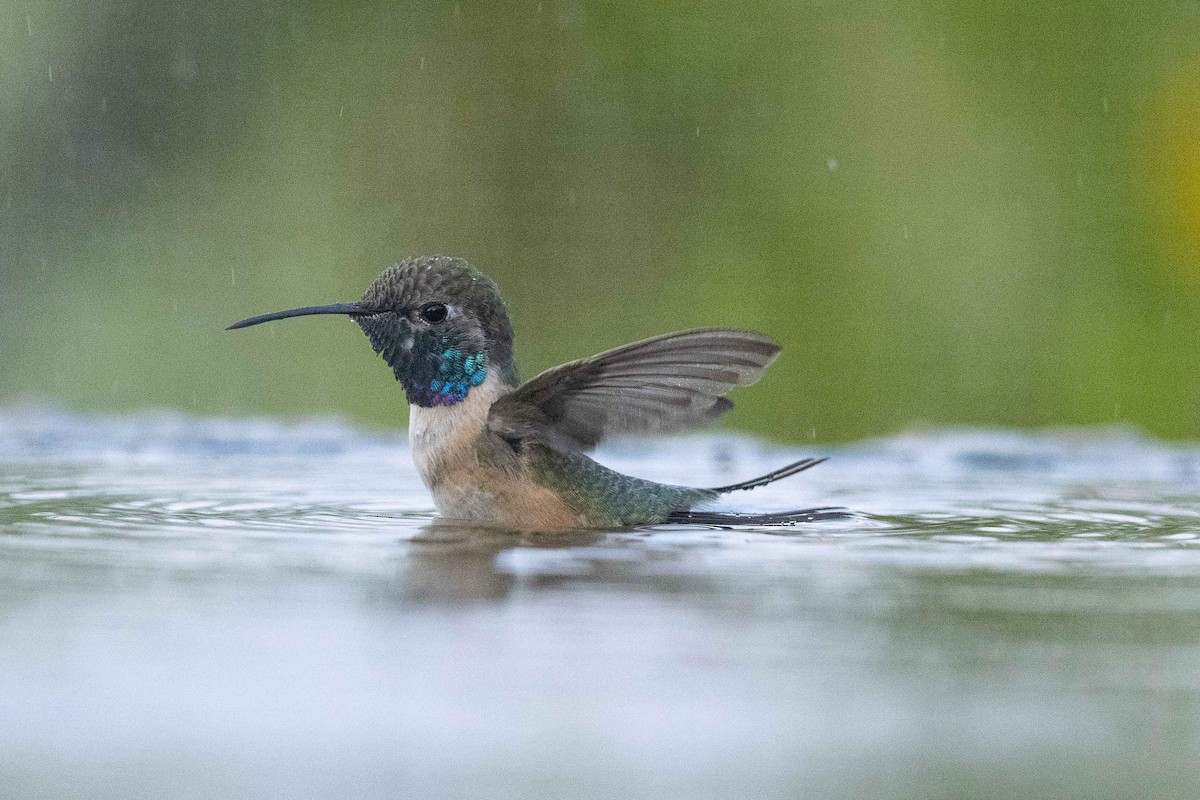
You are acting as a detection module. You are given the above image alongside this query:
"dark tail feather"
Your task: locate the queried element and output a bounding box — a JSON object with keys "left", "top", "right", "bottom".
{"left": 666, "top": 507, "right": 852, "bottom": 526}
{"left": 708, "top": 457, "right": 827, "bottom": 494}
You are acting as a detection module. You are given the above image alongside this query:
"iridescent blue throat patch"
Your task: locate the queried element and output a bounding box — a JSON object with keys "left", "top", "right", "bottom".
{"left": 428, "top": 348, "right": 487, "bottom": 406}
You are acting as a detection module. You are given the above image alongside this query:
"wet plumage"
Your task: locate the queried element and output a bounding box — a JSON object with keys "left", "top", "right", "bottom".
{"left": 229, "top": 255, "right": 835, "bottom": 530}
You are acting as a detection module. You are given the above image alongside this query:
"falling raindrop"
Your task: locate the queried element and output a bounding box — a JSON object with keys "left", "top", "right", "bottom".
{"left": 826, "top": 158, "right": 838, "bottom": 172}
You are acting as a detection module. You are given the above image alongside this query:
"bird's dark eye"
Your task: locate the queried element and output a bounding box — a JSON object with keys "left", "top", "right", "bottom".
{"left": 419, "top": 303, "right": 448, "bottom": 324}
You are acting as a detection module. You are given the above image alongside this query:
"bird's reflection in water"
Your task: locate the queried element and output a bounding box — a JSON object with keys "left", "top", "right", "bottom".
{"left": 391, "top": 519, "right": 607, "bottom": 604}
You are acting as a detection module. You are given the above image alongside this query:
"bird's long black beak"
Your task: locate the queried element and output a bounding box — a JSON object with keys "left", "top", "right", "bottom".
{"left": 226, "top": 303, "right": 366, "bottom": 331}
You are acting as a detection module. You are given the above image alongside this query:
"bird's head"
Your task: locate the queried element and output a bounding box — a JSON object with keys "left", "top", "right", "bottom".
{"left": 228, "top": 256, "right": 518, "bottom": 407}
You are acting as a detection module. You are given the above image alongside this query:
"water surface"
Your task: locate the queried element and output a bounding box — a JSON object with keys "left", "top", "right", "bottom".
{"left": 2, "top": 406, "right": 1199, "bottom": 799}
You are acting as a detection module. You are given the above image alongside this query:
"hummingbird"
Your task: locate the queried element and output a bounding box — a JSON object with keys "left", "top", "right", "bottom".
{"left": 229, "top": 256, "right": 839, "bottom": 531}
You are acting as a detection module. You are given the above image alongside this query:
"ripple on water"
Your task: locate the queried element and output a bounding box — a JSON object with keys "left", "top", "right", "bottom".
{"left": 4, "top": 407, "right": 1200, "bottom": 798}
{"left": 0, "top": 407, "right": 1199, "bottom": 580}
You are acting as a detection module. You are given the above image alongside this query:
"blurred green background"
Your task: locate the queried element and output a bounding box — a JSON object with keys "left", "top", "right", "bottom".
{"left": 1, "top": 0, "right": 1198, "bottom": 442}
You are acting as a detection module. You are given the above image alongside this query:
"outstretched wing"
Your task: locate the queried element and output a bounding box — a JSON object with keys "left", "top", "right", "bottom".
{"left": 487, "top": 328, "right": 781, "bottom": 452}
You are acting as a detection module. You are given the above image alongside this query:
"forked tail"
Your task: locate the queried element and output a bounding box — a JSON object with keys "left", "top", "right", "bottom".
{"left": 666, "top": 507, "right": 851, "bottom": 526}
{"left": 708, "top": 456, "right": 827, "bottom": 494}
{"left": 675, "top": 456, "right": 846, "bottom": 526}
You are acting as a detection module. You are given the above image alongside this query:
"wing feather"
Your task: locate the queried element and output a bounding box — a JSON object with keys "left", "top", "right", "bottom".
{"left": 487, "top": 328, "right": 780, "bottom": 451}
